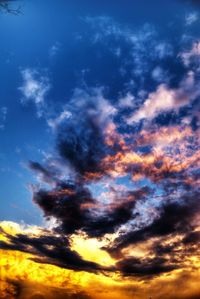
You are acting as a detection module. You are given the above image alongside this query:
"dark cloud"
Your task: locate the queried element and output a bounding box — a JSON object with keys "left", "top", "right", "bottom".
{"left": 116, "top": 256, "right": 178, "bottom": 277}
{"left": 56, "top": 88, "right": 114, "bottom": 178}
{"left": 33, "top": 181, "right": 149, "bottom": 237}
{"left": 106, "top": 189, "right": 200, "bottom": 254}
{"left": 28, "top": 161, "right": 57, "bottom": 184}
{"left": 182, "top": 231, "right": 200, "bottom": 244}
{"left": 57, "top": 114, "right": 107, "bottom": 177}
{"left": 33, "top": 181, "right": 94, "bottom": 235}
{"left": 0, "top": 230, "right": 112, "bottom": 273}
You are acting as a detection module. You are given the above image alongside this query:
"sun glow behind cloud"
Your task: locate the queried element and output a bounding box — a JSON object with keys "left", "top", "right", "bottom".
{"left": 1, "top": 222, "right": 200, "bottom": 299}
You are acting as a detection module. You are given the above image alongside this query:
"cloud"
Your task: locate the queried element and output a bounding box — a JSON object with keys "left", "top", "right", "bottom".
{"left": 84, "top": 17, "right": 173, "bottom": 89}
{"left": 127, "top": 71, "right": 199, "bottom": 123}
{"left": 118, "top": 93, "right": 135, "bottom": 108}
{"left": 56, "top": 87, "right": 116, "bottom": 177}
{"left": 31, "top": 176, "right": 149, "bottom": 238}
{"left": 8, "top": 65, "right": 200, "bottom": 279}
{"left": 185, "top": 12, "right": 198, "bottom": 25}
{"left": 0, "top": 106, "right": 7, "bottom": 130}
{"left": 19, "top": 68, "right": 51, "bottom": 117}
{"left": 1, "top": 278, "right": 92, "bottom": 299}
{"left": 0, "top": 225, "right": 112, "bottom": 273}
{"left": 28, "top": 161, "right": 57, "bottom": 185}
{"left": 1, "top": 14, "right": 200, "bottom": 294}
{"left": 47, "top": 110, "right": 72, "bottom": 131}
{"left": 180, "top": 41, "right": 200, "bottom": 66}
{"left": 5, "top": 73, "right": 200, "bottom": 281}
{"left": 151, "top": 66, "right": 169, "bottom": 83}
{"left": 49, "top": 42, "right": 61, "bottom": 58}
{"left": 2, "top": 109, "right": 199, "bottom": 279}
{"left": 154, "top": 42, "right": 173, "bottom": 59}
{"left": 127, "top": 84, "right": 178, "bottom": 123}
{"left": 116, "top": 256, "right": 178, "bottom": 277}
{"left": 106, "top": 192, "right": 200, "bottom": 253}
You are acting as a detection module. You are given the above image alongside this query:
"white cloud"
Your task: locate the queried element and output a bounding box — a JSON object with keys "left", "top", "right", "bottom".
{"left": 127, "top": 84, "right": 178, "bottom": 123}
{"left": 19, "top": 68, "right": 50, "bottom": 117}
{"left": 127, "top": 71, "right": 199, "bottom": 123}
{"left": 47, "top": 110, "right": 72, "bottom": 130}
{"left": 185, "top": 12, "right": 198, "bottom": 26}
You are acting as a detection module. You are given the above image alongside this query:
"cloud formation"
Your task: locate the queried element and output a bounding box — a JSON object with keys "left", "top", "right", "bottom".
{"left": 0, "top": 227, "right": 110, "bottom": 273}
{"left": 19, "top": 68, "right": 51, "bottom": 117}
{"left": 1, "top": 9, "right": 200, "bottom": 299}
{"left": 127, "top": 71, "right": 200, "bottom": 123}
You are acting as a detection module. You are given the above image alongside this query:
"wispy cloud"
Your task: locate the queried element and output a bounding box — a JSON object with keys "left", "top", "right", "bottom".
{"left": 180, "top": 41, "right": 200, "bottom": 67}
{"left": 49, "top": 41, "right": 61, "bottom": 58}
{"left": 47, "top": 110, "right": 72, "bottom": 131}
{"left": 0, "top": 106, "right": 8, "bottom": 130}
{"left": 185, "top": 12, "right": 198, "bottom": 25}
{"left": 19, "top": 68, "right": 51, "bottom": 117}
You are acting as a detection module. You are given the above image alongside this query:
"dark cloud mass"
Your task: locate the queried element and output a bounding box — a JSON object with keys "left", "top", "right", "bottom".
{"left": 33, "top": 181, "right": 149, "bottom": 238}
{"left": 107, "top": 190, "right": 200, "bottom": 252}
{"left": 0, "top": 228, "right": 111, "bottom": 273}
{"left": 116, "top": 256, "right": 178, "bottom": 277}
{"left": 56, "top": 88, "right": 114, "bottom": 178}
{"left": 57, "top": 112, "right": 106, "bottom": 176}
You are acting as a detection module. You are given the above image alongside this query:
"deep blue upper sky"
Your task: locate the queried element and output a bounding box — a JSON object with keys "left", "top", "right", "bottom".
{"left": 0, "top": 0, "right": 200, "bottom": 225}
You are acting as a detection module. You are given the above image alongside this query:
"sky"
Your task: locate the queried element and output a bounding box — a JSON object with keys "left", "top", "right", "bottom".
{"left": 0, "top": 0, "right": 200, "bottom": 298}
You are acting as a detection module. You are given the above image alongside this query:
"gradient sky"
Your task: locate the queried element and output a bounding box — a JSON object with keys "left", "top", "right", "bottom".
{"left": 0, "top": 1, "right": 200, "bottom": 299}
